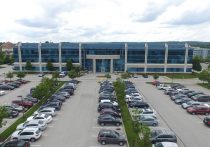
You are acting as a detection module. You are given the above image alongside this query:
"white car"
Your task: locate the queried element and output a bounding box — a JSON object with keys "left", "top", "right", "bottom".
{"left": 0, "top": 90, "right": 5, "bottom": 96}
{"left": 99, "top": 100, "right": 118, "bottom": 106}
{"left": 128, "top": 97, "right": 142, "bottom": 103}
{"left": 11, "top": 127, "right": 42, "bottom": 142}
{"left": 16, "top": 120, "right": 47, "bottom": 131}
{"left": 157, "top": 85, "right": 171, "bottom": 90}
{"left": 152, "top": 142, "right": 178, "bottom": 147}
{"left": 139, "top": 108, "right": 157, "bottom": 118}
{"left": 34, "top": 107, "right": 57, "bottom": 117}
{"left": 177, "top": 88, "right": 190, "bottom": 93}
{"left": 131, "top": 93, "right": 142, "bottom": 99}
{"left": 27, "top": 113, "right": 53, "bottom": 124}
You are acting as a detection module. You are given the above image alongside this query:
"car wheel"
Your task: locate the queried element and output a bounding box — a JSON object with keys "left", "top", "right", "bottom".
{"left": 192, "top": 112, "right": 196, "bottom": 115}
{"left": 119, "top": 141, "right": 124, "bottom": 146}
{"left": 101, "top": 140, "right": 106, "bottom": 145}
{"left": 153, "top": 123, "right": 157, "bottom": 126}
{"left": 30, "top": 138, "right": 36, "bottom": 142}
{"left": 100, "top": 123, "right": 105, "bottom": 126}
{"left": 116, "top": 122, "right": 120, "bottom": 126}
{"left": 205, "top": 113, "right": 209, "bottom": 115}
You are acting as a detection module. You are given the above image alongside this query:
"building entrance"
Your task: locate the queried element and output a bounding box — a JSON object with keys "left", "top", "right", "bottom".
{"left": 96, "top": 59, "right": 110, "bottom": 72}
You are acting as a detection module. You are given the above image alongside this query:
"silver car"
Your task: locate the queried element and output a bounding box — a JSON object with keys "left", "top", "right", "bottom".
{"left": 181, "top": 101, "right": 201, "bottom": 109}
{"left": 139, "top": 116, "right": 158, "bottom": 126}
{"left": 16, "top": 120, "right": 47, "bottom": 131}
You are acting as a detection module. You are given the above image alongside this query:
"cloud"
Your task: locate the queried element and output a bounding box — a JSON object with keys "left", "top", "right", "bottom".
{"left": 169, "top": 9, "right": 210, "bottom": 25}
{"left": 132, "top": 0, "right": 183, "bottom": 22}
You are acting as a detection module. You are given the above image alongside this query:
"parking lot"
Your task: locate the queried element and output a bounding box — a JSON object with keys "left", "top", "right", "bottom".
{"left": 131, "top": 77, "right": 210, "bottom": 147}
{"left": 30, "top": 74, "right": 126, "bottom": 147}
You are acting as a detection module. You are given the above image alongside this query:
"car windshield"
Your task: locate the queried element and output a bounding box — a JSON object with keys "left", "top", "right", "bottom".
{"left": 113, "top": 131, "right": 120, "bottom": 137}
{"left": 35, "top": 129, "right": 40, "bottom": 134}
{"left": 186, "top": 101, "right": 193, "bottom": 105}
{"left": 44, "top": 114, "right": 50, "bottom": 118}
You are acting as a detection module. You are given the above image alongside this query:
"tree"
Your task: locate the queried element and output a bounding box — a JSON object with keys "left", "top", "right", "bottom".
{"left": 198, "top": 70, "right": 209, "bottom": 83}
{"left": 46, "top": 60, "right": 54, "bottom": 71}
{"left": 68, "top": 69, "right": 77, "bottom": 79}
{"left": 25, "top": 60, "right": 32, "bottom": 71}
{"left": 153, "top": 74, "right": 159, "bottom": 81}
{"left": 6, "top": 72, "right": 13, "bottom": 81}
{"left": 192, "top": 56, "right": 202, "bottom": 71}
{"left": 66, "top": 60, "right": 73, "bottom": 71}
{"left": 0, "top": 106, "right": 8, "bottom": 128}
{"left": 16, "top": 71, "right": 26, "bottom": 79}
{"left": 52, "top": 71, "right": 59, "bottom": 80}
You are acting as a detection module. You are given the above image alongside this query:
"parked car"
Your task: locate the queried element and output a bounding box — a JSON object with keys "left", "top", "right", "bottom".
{"left": 0, "top": 85, "right": 15, "bottom": 90}
{"left": 0, "top": 139, "right": 30, "bottom": 147}
{"left": 191, "top": 94, "right": 210, "bottom": 102}
{"left": 97, "top": 114, "right": 122, "bottom": 126}
{"left": 12, "top": 100, "right": 33, "bottom": 108}
{"left": 99, "top": 100, "right": 118, "bottom": 106}
{"left": 152, "top": 142, "right": 178, "bottom": 147}
{"left": 100, "top": 108, "right": 121, "bottom": 118}
{"left": 98, "top": 103, "right": 120, "bottom": 113}
{"left": 139, "top": 116, "right": 158, "bottom": 126}
{"left": 34, "top": 107, "right": 57, "bottom": 117}
{"left": 187, "top": 105, "right": 210, "bottom": 115}
{"left": 4, "top": 104, "right": 24, "bottom": 112}
{"left": 38, "top": 73, "right": 45, "bottom": 77}
{"left": 128, "top": 101, "right": 150, "bottom": 109}
{"left": 150, "top": 128, "right": 177, "bottom": 144}
{"left": 97, "top": 129, "right": 126, "bottom": 146}
{"left": 139, "top": 108, "right": 157, "bottom": 118}
{"left": 0, "top": 90, "right": 5, "bottom": 96}
{"left": 181, "top": 101, "right": 201, "bottom": 109}
{"left": 11, "top": 128, "right": 42, "bottom": 142}
{"left": 203, "top": 116, "right": 210, "bottom": 127}
{"left": 41, "top": 102, "right": 61, "bottom": 111}
{"left": 16, "top": 120, "right": 47, "bottom": 131}
{"left": 27, "top": 113, "right": 53, "bottom": 124}
{"left": 23, "top": 96, "right": 39, "bottom": 103}
{"left": 174, "top": 98, "right": 191, "bottom": 105}
{"left": 5, "top": 109, "right": 19, "bottom": 118}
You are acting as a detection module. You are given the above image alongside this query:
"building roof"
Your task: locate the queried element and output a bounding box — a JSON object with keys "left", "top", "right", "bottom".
{"left": 0, "top": 42, "right": 14, "bottom": 49}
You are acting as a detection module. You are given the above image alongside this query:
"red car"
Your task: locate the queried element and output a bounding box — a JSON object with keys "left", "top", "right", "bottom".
{"left": 12, "top": 100, "right": 33, "bottom": 108}
{"left": 187, "top": 105, "right": 210, "bottom": 115}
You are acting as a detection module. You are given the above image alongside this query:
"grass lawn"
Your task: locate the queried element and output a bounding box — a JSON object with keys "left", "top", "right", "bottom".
{"left": 197, "top": 83, "right": 210, "bottom": 89}
{"left": 166, "top": 73, "right": 198, "bottom": 79}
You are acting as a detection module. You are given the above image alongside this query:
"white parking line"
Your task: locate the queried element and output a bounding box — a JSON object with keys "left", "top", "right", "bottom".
{"left": 47, "top": 125, "right": 54, "bottom": 128}
{"left": 30, "top": 145, "right": 42, "bottom": 147}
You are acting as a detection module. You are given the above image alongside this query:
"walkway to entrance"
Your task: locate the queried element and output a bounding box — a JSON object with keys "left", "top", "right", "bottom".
{"left": 86, "top": 55, "right": 120, "bottom": 73}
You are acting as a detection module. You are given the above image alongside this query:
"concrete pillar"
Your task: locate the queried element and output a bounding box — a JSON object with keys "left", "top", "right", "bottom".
{"left": 184, "top": 43, "right": 189, "bottom": 73}
{"left": 38, "top": 43, "right": 42, "bottom": 72}
{"left": 18, "top": 42, "right": 22, "bottom": 71}
{"left": 110, "top": 59, "right": 113, "bottom": 73}
{"left": 59, "top": 42, "right": 62, "bottom": 72}
{"left": 93, "top": 59, "right": 96, "bottom": 74}
{"left": 79, "top": 43, "right": 82, "bottom": 66}
{"left": 124, "top": 43, "right": 128, "bottom": 72}
{"left": 164, "top": 43, "right": 168, "bottom": 73}
{"left": 144, "top": 43, "right": 148, "bottom": 73}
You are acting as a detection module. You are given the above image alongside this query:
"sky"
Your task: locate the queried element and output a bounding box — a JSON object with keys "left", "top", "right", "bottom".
{"left": 0, "top": 0, "right": 210, "bottom": 42}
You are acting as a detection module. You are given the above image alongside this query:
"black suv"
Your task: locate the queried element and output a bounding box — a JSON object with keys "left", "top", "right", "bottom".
{"left": 0, "top": 139, "right": 30, "bottom": 147}
{"left": 150, "top": 129, "right": 177, "bottom": 144}
{"left": 97, "top": 129, "right": 126, "bottom": 146}
{"left": 97, "top": 114, "right": 122, "bottom": 126}
{"left": 98, "top": 103, "right": 120, "bottom": 113}
{"left": 128, "top": 101, "right": 150, "bottom": 109}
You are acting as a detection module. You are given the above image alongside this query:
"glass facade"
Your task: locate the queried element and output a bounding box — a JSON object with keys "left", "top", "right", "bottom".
{"left": 13, "top": 42, "right": 193, "bottom": 73}
{"left": 167, "top": 43, "right": 185, "bottom": 64}
{"left": 147, "top": 42, "right": 165, "bottom": 64}
{"left": 127, "top": 43, "right": 145, "bottom": 63}
{"left": 21, "top": 43, "right": 39, "bottom": 62}
{"left": 61, "top": 42, "right": 79, "bottom": 63}
{"left": 41, "top": 43, "right": 59, "bottom": 63}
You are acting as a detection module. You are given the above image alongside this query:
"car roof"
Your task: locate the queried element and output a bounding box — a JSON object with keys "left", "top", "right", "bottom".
{"left": 156, "top": 142, "right": 178, "bottom": 147}
{"left": 22, "top": 127, "right": 39, "bottom": 131}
